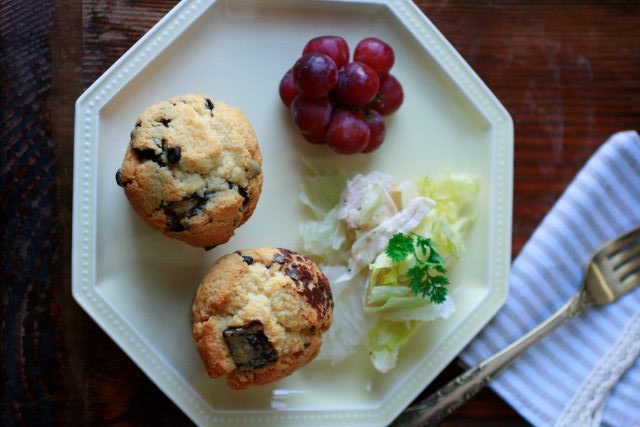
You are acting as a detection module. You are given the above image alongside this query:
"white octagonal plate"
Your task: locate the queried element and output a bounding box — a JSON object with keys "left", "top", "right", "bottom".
{"left": 73, "top": 0, "right": 513, "bottom": 425}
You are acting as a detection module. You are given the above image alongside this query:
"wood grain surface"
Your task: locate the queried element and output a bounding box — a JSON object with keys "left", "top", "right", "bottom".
{"left": 1, "top": 0, "right": 639, "bottom": 425}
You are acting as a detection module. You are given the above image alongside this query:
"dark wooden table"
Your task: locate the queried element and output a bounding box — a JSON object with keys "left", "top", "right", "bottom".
{"left": 2, "top": 0, "right": 638, "bottom": 425}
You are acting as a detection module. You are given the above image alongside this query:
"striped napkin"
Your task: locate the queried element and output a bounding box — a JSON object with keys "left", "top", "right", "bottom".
{"left": 460, "top": 130, "right": 640, "bottom": 427}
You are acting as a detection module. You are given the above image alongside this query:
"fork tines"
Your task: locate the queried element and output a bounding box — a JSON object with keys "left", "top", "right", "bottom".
{"left": 607, "top": 227, "right": 640, "bottom": 286}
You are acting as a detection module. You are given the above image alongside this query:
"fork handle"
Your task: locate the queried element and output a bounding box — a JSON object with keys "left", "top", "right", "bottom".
{"left": 392, "top": 290, "right": 591, "bottom": 427}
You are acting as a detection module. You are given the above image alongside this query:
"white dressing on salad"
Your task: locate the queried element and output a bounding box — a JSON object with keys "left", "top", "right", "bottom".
{"left": 338, "top": 172, "right": 397, "bottom": 230}
{"left": 336, "top": 196, "right": 435, "bottom": 283}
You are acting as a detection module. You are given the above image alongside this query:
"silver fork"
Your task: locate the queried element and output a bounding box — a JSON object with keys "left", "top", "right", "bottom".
{"left": 392, "top": 225, "right": 640, "bottom": 427}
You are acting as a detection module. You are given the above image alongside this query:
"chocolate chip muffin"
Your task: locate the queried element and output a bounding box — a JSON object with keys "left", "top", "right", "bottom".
{"left": 115, "top": 93, "right": 262, "bottom": 248}
{"left": 192, "top": 247, "right": 333, "bottom": 390}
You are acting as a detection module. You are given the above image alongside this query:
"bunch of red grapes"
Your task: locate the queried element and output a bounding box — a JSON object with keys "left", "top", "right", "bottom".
{"left": 279, "top": 36, "right": 404, "bottom": 154}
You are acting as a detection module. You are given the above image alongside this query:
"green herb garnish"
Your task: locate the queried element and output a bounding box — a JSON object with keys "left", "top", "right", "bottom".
{"left": 385, "top": 232, "right": 449, "bottom": 304}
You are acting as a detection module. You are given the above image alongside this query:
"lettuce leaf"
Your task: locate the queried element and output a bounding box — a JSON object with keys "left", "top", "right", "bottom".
{"left": 300, "top": 171, "right": 347, "bottom": 218}
{"left": 413, "top": 173, "right": 480, "bottom": 262}
{"left": 316, "top": 265, "right": 369, "bottom": 364}
{"left": 299, "top": 166, "right": 349, "bottom": 264}
{"left": 366, "top": 252, "right": 456, "bottom": 321}
{"left": 299, "top": 207, "right": 349, "bottom": 265}
{"left": 366, "top": 295, "right": 454, "bottom": 373}
{"left": 364, "top": 244, "right": 456, "bottom": 372}
{"left": 368, "top": 319, "right": 419, "bottom": 373}
{"left": 416, "top": 173, "right": 480, "bottom": 222}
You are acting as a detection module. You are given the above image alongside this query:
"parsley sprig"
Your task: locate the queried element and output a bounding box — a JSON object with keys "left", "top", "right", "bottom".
{"left": 385, "top": 232, "right": 449, "bottom": 304}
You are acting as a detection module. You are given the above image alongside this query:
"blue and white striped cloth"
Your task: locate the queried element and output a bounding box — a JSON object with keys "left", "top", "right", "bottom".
{"left": 460, "top": 130, "right": 640, "bottom": 426}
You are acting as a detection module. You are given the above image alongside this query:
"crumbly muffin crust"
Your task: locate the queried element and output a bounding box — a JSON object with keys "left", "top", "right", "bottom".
{"left": 116, "top": 93, "right": 262, "bottom": 248}
{"left": 192, "top": 247, "right": 333, "bottom": 389}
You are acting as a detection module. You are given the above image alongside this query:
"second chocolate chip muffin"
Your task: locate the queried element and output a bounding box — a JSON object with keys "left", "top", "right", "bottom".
{"left": 192, "top": 247, "right": 333, "bottom": 390}
{"left": 116, "top": 93, "right": 262, "bottom": 248}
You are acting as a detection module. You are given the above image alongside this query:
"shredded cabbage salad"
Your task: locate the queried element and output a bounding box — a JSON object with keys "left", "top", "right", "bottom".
{"left": 299, "top": 165, "right": 479, "bottom": 372}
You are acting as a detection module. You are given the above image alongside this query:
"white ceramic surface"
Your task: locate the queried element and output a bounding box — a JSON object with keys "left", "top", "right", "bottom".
{"left": 72, "top": 0, "right": 513, "bottom": 425}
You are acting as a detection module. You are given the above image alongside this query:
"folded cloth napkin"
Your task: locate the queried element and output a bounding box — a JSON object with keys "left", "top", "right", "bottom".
{"left": 460, "top": 130, "right": 640, "bottom": 427}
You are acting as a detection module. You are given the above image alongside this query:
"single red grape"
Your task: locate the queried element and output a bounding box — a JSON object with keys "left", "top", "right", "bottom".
{"left": 290, "top": 95, "right": 332, "bottom": 144}
{"left": 334, "top": 62, "right": 380, "bottom": 107}
{"left": 293, "top": 53, "right": 337, "bottom": 98}
{"left": 354, "top": 37, "right": 395, "bottom": 77}
{"left": 279, "top": 69, "right": 299, "bottom": 108}
{"left": 369, "top": 74, "right": 404, "bottom": 115}
{"left": 326, "top": 110, "right": 370, "bottom": 154}
{"left": 362, "top": 110, "right": 386, "bottom": 153}
{"left": 303, "top": 35, "right": 350, "bottom": 68}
